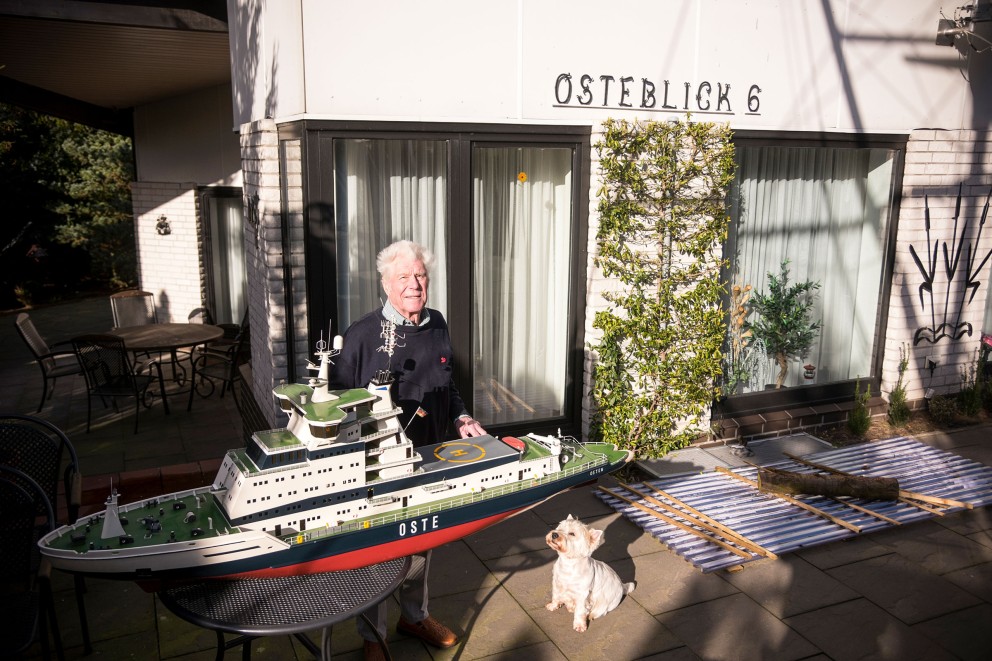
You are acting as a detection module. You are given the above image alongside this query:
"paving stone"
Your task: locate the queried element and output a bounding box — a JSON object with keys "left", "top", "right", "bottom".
{"left": 795, "top": 534, "right": 891, "bottom": 569}
{"left": 656, "top": 592, "right": 818, "bottom": 661}
{"left": 784, "top": 598, "right": 957, "bottom": 661}
{"left": 721, "top": 554, "right": 858, "bottom": 618}
{"left": 463, "top": 509, "right": 556, "bottom": 560}
{"left": 826, "top": 552, "right": 981, "bottom": 624}
{"left": 531, "top": 590, "right": 680, "bottom": 661}
{"left": 871, "top": 518, "right": 992, "bottom": 575}
{"left": 428, "top": 585, "right": 548, "bottom": 660}
{"left": 474, "top": 640, "right": 568, "bottom": 661}
{"left": 483, "top": 547, "right": 559, "bottom": 611}
{"left": 625, "top": 549, "right": 738, "bottom": 615}
{"left": 429, "top": 539, "right": 500, "bottom": 597}
{"left": 941, "top": 560, "right": 992, "bottom": 602}
{"left": 911, "top": 603, "right": 992, "bottom": 661}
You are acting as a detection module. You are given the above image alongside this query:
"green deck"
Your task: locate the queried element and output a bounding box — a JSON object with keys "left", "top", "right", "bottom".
{"left": 44, "top": 490, "right": 236, "bottom": 554}
{"left": 272, "top": 384, "right": 375, "bottom": 423}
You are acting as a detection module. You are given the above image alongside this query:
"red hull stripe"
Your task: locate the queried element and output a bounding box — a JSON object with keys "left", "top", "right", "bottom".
{"left": 224, "top": 508, "right": 525, "bottom": 579}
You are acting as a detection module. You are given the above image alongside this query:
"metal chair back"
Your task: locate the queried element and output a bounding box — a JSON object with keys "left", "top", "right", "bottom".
{"left": 72, "top": 334, "right": 169, "bottom": 434}
{"left": 110, "top": 290, "right": 157, "bottom": 327}
{"left": 0, "top": 417, "right": 91, "bottom": 654}
{"left": 14, "top": 312, "right": 84, "bottom": 412}
{"left": 187, "top": 325, "right": 251, "bottom": 410}
{"left": 188, "top": 307, "right": 215, "bottom": 325}
{"left": 0, "top": 414, "right": 82, "bottom": 524}
{"left": 0, "top": 465, "right": 62, "bottom": 658}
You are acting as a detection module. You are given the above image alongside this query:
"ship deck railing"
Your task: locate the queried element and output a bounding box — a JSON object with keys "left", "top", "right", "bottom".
{"left": 360, "top": 427, "right": 401, "bottom": 445}
{"left": 363, "top": 406, "right": 402, "bottom": 421}
{"left": 282, "top": 450, "right": 612, "bottom": 547}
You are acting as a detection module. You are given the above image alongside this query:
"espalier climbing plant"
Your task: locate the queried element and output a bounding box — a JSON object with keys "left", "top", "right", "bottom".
{"left": 590, "top": 118, "right": 736, "bottom": 457}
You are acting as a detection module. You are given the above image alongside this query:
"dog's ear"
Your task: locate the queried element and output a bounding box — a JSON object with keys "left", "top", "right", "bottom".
{"left": 588, "top": 527, "right": 604, "bottom": 551}
{"left": 566, "top": 514, "right": 575, "bottom": 521}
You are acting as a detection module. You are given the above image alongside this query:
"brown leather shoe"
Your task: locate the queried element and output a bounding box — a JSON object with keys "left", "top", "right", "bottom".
{"left": 363, "top": 640, "right": 387, "bottom": 661}
{"left": 397, "top": 615, "right": 458, "bottom": 648}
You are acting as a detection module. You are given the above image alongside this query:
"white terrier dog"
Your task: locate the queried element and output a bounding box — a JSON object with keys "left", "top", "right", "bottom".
{"left": 545, "top": 514, "right": 635, "bottom": 632}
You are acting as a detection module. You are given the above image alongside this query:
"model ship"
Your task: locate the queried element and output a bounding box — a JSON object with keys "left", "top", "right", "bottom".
{"left": 39, "top": 332, "right": 631, "bottom": 582}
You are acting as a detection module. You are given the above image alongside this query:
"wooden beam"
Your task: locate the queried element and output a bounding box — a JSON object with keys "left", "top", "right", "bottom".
{"left": 620, "top": 481, "right": 777, "bottom": 559}
{"left": 598, "top": 487, "right": 755, "bottom": 560}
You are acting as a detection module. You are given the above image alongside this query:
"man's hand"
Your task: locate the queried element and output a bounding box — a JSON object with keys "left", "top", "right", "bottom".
{"left": 455, "top": 416, "right": 487, "bottom": 438}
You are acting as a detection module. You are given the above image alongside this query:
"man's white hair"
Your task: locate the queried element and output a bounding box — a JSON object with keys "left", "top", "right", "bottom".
{"left": 377, "top": 240, "right": 435, "bottom": 282}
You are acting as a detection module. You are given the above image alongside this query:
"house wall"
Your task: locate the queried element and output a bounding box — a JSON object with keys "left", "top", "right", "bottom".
{"left": 221, "top": 0, "right": 992, "bottom": 436}
{"left": 130, "top": 182, "right": 204, "bottom": 323}
{"left": 227, "top": 0, "right": 983, "bottom": 132}
{"left": 884, "top": 130, "right": 992, "bottom": 404}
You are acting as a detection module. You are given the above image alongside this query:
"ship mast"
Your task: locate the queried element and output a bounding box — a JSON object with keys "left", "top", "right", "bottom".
{"left": 308, "top": 332, "right": 343, "bottom": 403}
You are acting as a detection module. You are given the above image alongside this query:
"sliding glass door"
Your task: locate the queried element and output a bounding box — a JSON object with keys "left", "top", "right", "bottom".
{"left": 311, "top": 127, "right": 587, "bottom": 435}
{"left": 472, "top": 146, "right": 573, "bottom": 425}
{"left": 333, "top": 139, "right": 449, "bottom": 330}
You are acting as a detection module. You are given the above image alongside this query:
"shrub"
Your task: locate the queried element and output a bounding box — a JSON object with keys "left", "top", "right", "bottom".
{"left": 847, "top": 379, "right": 872, "bottom": 437}
{"left": 887, "top": 344, "right": 911, "bottom": 426}
{"left": 590, "top": 118, "right": 736, "bottom": 456}
{"left": 928, "top": 394, "right": 957, "bottom": 426}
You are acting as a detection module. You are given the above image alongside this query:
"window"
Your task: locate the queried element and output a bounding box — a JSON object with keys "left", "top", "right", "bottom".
{"left": 723, "top": 136, "right": 903, "bottom": 402}
{"left": 302, "top": 124, "right": 589, "bottom": 436}
{"left": 200, "top": 187, "right": 247, "bottom": 326}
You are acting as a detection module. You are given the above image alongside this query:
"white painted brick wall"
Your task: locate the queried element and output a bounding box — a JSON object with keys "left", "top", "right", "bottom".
{"left": 881, "top": 129, "right": 992, "bottom": 404}
{"left": 130, "top": 182, "right": 204, "bottom": 323}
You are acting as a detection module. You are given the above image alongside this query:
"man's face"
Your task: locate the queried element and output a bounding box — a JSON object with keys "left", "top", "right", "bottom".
{"left": 383, "top": 257, "right": 429, "bottom": 323}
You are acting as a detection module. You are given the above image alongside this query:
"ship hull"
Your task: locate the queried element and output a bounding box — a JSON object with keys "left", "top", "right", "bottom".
{"left": 41, "top": 463, "right": 615, "bottom": 582}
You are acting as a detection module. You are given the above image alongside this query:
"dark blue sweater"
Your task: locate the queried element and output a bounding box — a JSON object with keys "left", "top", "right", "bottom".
{"left": 328, "top": 308, "right": 468, "bottom": 446}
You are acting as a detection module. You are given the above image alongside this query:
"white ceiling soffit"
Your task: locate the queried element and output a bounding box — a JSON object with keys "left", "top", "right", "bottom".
{"left": 0, "top": 15, "right": 231, "bottom": 109}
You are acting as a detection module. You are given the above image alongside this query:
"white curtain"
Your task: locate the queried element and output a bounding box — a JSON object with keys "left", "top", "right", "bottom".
{"left": 334, "top": 139, "right": 448, "bottom": 330}
{"left": 209, "top": 196, "right": 247, "bottom": 326}
{"left": 472, "top": 147, "right": 572, "bottom": 424}
{"left": 729, "top": 146, "right": 896, "bottom": 390}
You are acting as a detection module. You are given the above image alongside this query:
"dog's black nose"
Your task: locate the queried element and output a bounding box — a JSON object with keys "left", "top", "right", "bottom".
{"left": 551, "top": 531, "right": 559, "bottom": 539}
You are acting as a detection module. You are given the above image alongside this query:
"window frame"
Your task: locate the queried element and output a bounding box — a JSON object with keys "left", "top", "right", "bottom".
{"left": 294, "top": 120, "right": 592, "bottom": 439}
{"left": 714, "top": 130, "right": 907, "bottom": 418}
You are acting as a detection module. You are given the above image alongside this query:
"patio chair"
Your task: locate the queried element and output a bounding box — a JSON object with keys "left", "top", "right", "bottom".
{"left": 0, "top": 414, "right": 90, "bottom": 653}
{"left": 0, "top": 465, "right": 63, "bottom": 660}
{"left": 73, "top": 334, "right": 170, "bottom": 434}
{"left": 110, "top": 290, "right": 157, "bottom": 327}
{"left": 187, "top": 324, "right": 250, "bottom": 411}
{"left": 188, "top": 307, "right": 215, "bottom": 325}
{"left": 15, "top": 313, "right": 84, "bottom": 412}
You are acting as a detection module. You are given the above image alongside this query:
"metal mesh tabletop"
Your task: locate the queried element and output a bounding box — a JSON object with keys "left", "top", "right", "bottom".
{"left": 158, "top": 557, "right": 411, "bottom": 637}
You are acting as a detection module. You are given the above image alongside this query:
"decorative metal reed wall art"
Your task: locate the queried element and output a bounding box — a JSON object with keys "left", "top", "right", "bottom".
{"left": 910, "top": 184, "right": 992, "bottom": 346}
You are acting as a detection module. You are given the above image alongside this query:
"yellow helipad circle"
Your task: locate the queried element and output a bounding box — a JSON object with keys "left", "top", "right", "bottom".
{"left": 434, "top": 441, "right": 486, "bottom": 463}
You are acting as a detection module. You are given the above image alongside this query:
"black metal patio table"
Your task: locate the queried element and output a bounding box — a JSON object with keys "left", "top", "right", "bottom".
{"left": 157, "top": 556, "right": 411, "bottom": 660}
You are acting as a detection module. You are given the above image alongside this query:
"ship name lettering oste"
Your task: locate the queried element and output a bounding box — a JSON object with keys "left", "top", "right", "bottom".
{"left": 399, "top": 515, "right": 440, "bottom": 537}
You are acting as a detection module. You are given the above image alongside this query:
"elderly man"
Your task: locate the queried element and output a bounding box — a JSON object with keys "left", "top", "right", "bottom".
{"left": 329, "top": 239, "right": 485, "bottom": 660}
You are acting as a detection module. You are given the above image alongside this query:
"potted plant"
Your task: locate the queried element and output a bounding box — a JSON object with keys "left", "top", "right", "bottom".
{"left": 722, "top": 283, "right": 763, "bottom": 396}
{"left": 748, "top": 260, "right": 821, "bottom": 389}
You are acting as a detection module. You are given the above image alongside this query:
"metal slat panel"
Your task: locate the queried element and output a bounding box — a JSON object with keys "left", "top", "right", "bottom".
{"left": 598, "top": 438, "right": 992, "bottom": 572}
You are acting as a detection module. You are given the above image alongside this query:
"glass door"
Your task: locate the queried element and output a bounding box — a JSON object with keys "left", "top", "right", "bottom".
{"left": 471, "top": 146, "right": 574, "bottom": 425}
{"left": 202, "top": 189, "right": 247, "bottom": 326}
{"left": 333, "top": 139, "right": 449, "bottom": 330}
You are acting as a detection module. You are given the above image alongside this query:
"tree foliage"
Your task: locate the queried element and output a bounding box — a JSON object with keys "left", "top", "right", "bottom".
{"left": 590, "top": 118, "right": 736, "bottom": 457}
{"left": 0, "top": 104, "right": 135, "bottom": 308}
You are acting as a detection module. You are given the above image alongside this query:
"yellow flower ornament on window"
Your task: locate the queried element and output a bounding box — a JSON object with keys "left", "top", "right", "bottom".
{"left": 517, "top": 171, "right": 527, "bottom": 183}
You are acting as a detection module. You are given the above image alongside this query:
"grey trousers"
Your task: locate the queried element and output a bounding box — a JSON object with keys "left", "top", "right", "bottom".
{"left": 357, "top": 551, "right": 431, "bottom": 641}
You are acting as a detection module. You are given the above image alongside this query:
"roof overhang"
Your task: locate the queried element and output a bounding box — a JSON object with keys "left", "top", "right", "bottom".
{"left": 0, "top": 0, "right": 231, "bottom": 137}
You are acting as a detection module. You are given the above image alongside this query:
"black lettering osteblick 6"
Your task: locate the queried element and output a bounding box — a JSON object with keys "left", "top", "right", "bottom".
{"left": 554, "top": 73, "right": 762, "bottom": 115}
